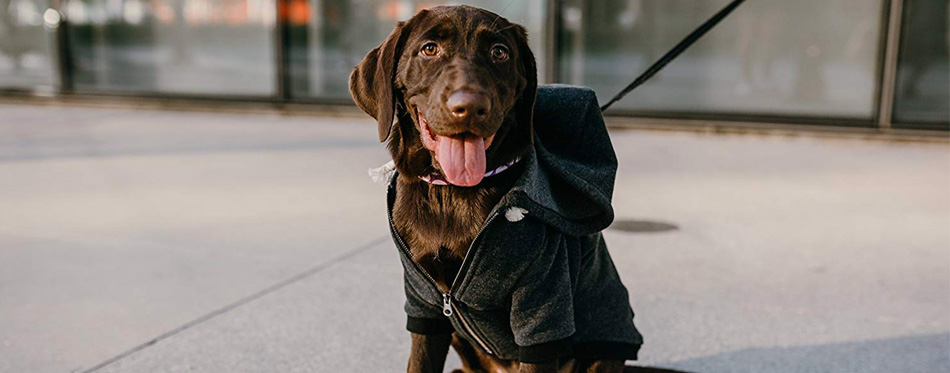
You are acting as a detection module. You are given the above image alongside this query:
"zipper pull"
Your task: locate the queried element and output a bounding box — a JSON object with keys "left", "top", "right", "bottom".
{"left": 442, "top": 293, "right": 453, "bottom": 317}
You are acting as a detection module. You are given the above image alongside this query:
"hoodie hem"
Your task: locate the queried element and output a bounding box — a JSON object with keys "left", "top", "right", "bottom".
{"left": 518, "top": 338, "right": 574, "bottom": 363}
{"left": 407, "top": 316, "right": 454, "bottom": 335}
{"left": 573, "top": 341, "right": 641, "bottom": 361}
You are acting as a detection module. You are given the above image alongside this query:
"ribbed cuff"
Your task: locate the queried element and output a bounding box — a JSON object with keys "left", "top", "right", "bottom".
{"left": 518, "top": 338, "right": 573, "bottom": 364}
{"left": 573, "top": 342, "right": 641, "bottom": 361}
{"left": 406, "top": 316, "right": 454, "bottom": 335}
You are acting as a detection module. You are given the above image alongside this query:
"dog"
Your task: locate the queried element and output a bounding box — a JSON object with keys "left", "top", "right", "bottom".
{"left": 350, "top": 5, "right": 644, "bottom": 373}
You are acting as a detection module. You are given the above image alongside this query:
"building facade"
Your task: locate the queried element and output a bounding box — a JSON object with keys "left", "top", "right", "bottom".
{"left": 0, "top": 0, "right": 947, "bottom": 130}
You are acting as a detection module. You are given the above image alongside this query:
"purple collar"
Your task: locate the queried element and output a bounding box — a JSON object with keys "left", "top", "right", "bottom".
{"left": 420, "top": 157, "right": 521, "bottom": 186}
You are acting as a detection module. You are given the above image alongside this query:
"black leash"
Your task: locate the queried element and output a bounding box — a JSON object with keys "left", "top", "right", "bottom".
{"left": 600, "top": 0, "right": 747, "bottom": 112}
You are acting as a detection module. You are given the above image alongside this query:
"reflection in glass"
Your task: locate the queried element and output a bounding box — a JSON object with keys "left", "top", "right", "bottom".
{"left": 66, "top": 0, "right": 276, "bottom": 95}
{"left": 0, "top": 0, "right": 56, "bottom": 90}
{"left": 559, "top": 0, "right": 884, "bottom": 118}
{"left": 893, "top": 0, "right": 949, "bottom": 127}
{"left": 287, "top": 0, "right": 548, "bottom": 100}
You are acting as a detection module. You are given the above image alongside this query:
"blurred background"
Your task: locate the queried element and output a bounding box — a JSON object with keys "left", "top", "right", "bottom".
{"left": 0, "top": 1, "right": 948, "bottom": 373}
{"left": 0, "top": 0, "right": 947, "bottom": 129}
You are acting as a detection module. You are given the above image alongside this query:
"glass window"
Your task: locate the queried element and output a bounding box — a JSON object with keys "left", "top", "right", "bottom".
{"left": 893, "top": 0, "right": 949, "bottom": 128}
{"left": 286, "top": 0, "right": 548, "bottom": 100}
{"left": 0, "top": 0, "right": 57, "bottom": 91}
{"left": 558, "top": 0, "right": 885, "bottom": 119}
{"left": 65, "top": 0, "right": 277, "bottom": 96}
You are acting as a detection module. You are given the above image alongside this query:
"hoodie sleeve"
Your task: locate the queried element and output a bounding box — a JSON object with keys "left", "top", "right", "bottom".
{"left": 404, "top": 277, "right": 454, "bottom": 335}
{"left": 508, "top": 229, "right": 576, "bottom": 363}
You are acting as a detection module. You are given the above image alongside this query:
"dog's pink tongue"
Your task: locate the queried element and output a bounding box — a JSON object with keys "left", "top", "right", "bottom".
{"left": 435, "top": 134, "right": 486, "bottom": 187}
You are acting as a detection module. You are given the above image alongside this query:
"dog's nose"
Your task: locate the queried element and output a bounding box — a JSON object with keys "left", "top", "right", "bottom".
{"left": 447, "top": 91, "right": 490, "bottom": 122}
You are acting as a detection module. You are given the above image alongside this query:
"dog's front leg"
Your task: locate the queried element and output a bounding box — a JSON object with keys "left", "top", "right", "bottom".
{"left": 407, "top": 333, "right": 451, "bottom": 373}
{"left": 518, "top": 360, "right": 558, "bottom": 373}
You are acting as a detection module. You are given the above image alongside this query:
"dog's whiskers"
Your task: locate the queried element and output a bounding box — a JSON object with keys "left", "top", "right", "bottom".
{"left": 498, "top": 0, "right": 517, "bottom": 17}
{"left": 489, "top": 0, "right": 518, "bottom": 29}
{"left": 493, "top": 24, "right": 518, "bottom": 34}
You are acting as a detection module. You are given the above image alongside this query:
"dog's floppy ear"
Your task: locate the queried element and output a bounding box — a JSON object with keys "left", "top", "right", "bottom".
{"left": 513, "top": 25, "right": 538, "bottom": 144}
{"left": 349, "top": 22, "right": 410, "bottom": 142}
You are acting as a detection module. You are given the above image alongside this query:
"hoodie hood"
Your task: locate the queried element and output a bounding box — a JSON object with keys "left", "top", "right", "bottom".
{"left": 504, "top": 85, "right": 617, "bottom": 236}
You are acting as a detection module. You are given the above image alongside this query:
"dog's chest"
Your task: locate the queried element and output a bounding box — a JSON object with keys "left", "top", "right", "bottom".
{"left": 392, "top": 179, "right": 504, "bottom": 288}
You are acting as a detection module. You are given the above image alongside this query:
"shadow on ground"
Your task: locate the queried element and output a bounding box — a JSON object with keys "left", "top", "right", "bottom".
{"left": 609, "top": 219, "right": 679, "bottom": 233}
{"left": 643, "top": 332, "right": 950, "bottom": 373}
{"left": 624, "top": 366, "right": 693, "bottom": 372}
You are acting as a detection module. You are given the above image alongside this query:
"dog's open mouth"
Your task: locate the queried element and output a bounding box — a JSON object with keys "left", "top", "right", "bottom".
{"left": 417, "top": 110, "right": 495, "bottom": 187}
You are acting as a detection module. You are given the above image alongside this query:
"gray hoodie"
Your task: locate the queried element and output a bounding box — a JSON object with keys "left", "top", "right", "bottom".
{"left": 387, "top": 85, "right": 643, "bottom": 363}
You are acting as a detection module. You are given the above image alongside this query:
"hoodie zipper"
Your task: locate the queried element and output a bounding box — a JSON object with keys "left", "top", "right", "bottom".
{"left": 388, "top": 200, "right": 499, "bottom": 355}
{"left": 444, "top": 212, "right": 500, "bottom": 355}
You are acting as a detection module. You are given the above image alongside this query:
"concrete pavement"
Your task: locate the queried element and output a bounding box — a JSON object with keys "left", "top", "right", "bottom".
{"left": 0, "top": 103, "right": 947, "bottom": 372}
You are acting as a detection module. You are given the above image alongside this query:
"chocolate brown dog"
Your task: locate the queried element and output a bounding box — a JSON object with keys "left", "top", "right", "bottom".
{"left": 350, "top": 5, "right": 643, "bottom": 373}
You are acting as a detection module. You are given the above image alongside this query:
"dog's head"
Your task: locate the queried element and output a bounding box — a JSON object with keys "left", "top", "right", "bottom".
{"left": 350, "top": 5, "right": 537, "bottom": 187}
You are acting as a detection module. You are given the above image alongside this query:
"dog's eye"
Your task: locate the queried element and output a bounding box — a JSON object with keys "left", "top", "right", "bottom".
{"left": 490, "top": 45, "right": 509, "bottom": 62}
{"left": 420, "top": 42, "right": 440, "bottom": 57}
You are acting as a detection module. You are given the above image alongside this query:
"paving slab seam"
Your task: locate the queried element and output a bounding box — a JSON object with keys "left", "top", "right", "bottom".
{"left": 0, "top": 225, "right": 199, "bottom": 252}
{"left": 0, "top": 139, "right": 378, "bottom": 163}
{"left": 79, "top": 235, "right": 390, "bottom": 373}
